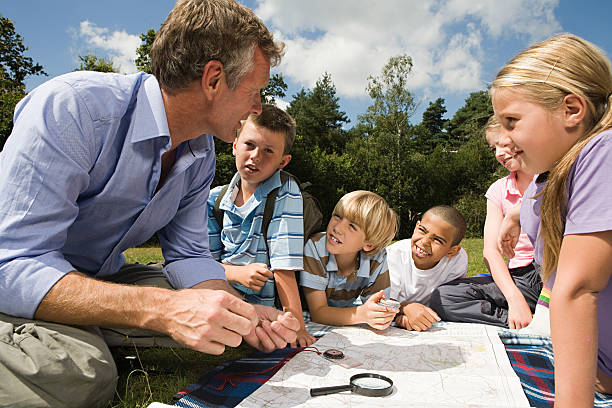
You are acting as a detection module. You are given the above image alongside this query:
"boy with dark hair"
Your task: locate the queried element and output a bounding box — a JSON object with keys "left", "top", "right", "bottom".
{"left": 387, "top": 205, "right": 468, "bottom": 331}
{"left": 208, "top": 104, "right": 315, "bottom": 346}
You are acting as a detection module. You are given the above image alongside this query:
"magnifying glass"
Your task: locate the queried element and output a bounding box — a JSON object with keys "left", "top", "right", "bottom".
{"left": 310, "top": 373, "right": 393, "bottom": 397}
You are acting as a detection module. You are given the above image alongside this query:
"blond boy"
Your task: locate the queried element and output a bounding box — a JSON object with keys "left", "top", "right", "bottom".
{"left": 387, "top": 205, "right": 468, "bottom": 331}
{"left": 300, "top": 191, "right": 399, "bottom": 330}
{"left": 207, "top": 104, "right": 314, "bottom": 346}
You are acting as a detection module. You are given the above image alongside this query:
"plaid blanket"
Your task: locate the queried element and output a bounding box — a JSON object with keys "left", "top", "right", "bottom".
{"left": 170, "top": 320, "right": 612, "bottom": 408}
{"left": 171, "top": 347, "right": 302, "bottom": 408}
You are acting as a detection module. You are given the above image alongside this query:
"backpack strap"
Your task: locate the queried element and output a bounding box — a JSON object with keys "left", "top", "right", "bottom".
{"left": 261, "top": 171, "right": 292, "bottom": 244}
{"left": 212, "top": 184, "right": 231, "bottom": 229}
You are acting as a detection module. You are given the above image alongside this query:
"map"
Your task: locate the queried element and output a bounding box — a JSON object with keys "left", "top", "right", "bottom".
{"left": 237, "top": 322, "right": 530, "bottom": 408}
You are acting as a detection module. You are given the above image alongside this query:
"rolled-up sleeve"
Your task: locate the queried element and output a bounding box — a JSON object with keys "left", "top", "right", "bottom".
{"left": 0, "top": 82, "right": 94, "bottom": 318}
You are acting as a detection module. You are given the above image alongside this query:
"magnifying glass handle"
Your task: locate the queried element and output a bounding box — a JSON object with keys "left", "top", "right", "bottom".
{"left": 310, "top": 384, "right": 354, "bottom": 397}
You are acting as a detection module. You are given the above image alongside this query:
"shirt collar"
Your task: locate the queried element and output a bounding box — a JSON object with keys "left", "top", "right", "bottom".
{"left": 130, "top": 74, "right": 171, "bottom": 144}
{"left": 326, "top": 250, "right": 370, "bottom": 278}
{"left": 129, "top": 74, "right": 214, "bottom": 157}
{"left": 504, "top": 171, "right": 521, "bottom": 198}
{"left": 256, "top": 170, "right": 283, "bottom": 199}
{"left": 220, "top": 169, "right": 282, "bottom": 211}
{"left": 356, "top": 251, "right": 371, "bottom": 278}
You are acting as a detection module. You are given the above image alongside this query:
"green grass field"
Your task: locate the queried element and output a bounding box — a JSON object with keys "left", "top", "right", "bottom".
{"left": 114, "top": 239, "right": 486, "bottom": 407}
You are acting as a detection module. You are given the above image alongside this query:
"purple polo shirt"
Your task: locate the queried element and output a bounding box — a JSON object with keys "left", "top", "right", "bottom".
{"left": 521, "top": 129, "right": 612, "bottom": 376}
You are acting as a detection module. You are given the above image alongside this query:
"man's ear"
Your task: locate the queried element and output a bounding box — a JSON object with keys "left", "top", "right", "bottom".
{"left": 562, "top": 93, "right": 587, "bottom": 129}
{"left": 278, "top": 154, "right": 291, "bottom": 169}
{"left": 446, "top": 245, "right": 461, "bottom": 258}
{"left": 201, "top": 60, "right": 224, "bottom": 100}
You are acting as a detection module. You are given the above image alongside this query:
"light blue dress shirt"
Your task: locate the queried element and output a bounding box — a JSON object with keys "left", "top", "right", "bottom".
{"left": 0, "top": 71, "right": 225, "bottom": 319}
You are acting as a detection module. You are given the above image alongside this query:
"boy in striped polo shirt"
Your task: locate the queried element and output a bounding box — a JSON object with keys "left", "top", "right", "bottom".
{"left": 300, "top": 191, "right": 400, "bottom": 330}
{"left": 207, "top": 104, "right": 315, "bottom": 347}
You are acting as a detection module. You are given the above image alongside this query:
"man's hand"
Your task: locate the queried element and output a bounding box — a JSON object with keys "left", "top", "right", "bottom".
{"left": 243, "top": 305, "right": 300, "bottom": 352}
{"left": 160, "top": 288, "right": 258, "bottom": 355}
{"left": 397, "top": 302, "right": 440, "bottom": 331}
{"left": 225, "top": 263, "right": 273, "bottom": 291}
{"left": 357, "top": 290, "right": 398, "bottom": 330}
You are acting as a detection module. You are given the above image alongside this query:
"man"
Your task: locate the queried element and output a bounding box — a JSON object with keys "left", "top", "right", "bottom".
{"left": 0, "top": 1, "right": 298, "bottom": 407}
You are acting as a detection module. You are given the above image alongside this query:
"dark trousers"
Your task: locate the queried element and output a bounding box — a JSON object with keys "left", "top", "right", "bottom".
{"left": 429, "top": 263, "right": 542, "bottom": 328}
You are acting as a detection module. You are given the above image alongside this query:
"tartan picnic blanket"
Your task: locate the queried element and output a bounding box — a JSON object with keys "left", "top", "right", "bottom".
{"left": 170, "top": 320, "right": 612, "bottom": 408}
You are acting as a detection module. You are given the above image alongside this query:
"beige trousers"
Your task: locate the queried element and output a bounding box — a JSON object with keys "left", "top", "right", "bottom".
{"left": 0, "top": 263, "right": 173, "bottom": 408}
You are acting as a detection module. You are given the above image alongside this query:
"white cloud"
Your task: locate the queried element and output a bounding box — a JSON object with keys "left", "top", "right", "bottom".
{"left": 274, "top": 99, "right": 290, "bottom": 111}
{"left": 78, "top": 21, "right": 141, "bottom": 74}
{"left": 254, "top": 0, "right": 561, "bottom": 99}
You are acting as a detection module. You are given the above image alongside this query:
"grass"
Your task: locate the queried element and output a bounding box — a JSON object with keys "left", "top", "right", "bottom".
{"left": 461, "top": 238, "right": 487, "bottom": 277}
{"left": 115, "top": 239, "right": 486, "bottom": 407}
{"left": 123, "top": 247, "right": 164, "bottom": 265}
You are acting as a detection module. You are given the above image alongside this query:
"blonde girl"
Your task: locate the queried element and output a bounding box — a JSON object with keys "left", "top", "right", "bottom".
{"left": 493, "top": 34, "right": 612, "bottom": 407}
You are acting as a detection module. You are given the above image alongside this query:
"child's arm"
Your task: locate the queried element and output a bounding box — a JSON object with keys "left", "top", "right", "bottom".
{"left": 552, "top": 231, "right": 612, "bottom": 407}
{"left": 498, "top": 202, "right": 522, "bottom": 259}
{"left": 303, "top": 288, "right": 396, "bottom": 330}
{"left": 223, "top": 263, "right": 273, "bottom": 291}
{"left": 483, "top": 200, "right": 532, "bottom": 329}
{"left": 275, "top": 269, "right": 315, "bottom": 347}
{"left": 395, "top": 301, "right": 440, "bottom": 331}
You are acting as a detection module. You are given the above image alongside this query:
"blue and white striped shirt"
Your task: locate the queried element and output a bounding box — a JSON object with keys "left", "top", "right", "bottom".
{"left": 300, "top": 232, "right": 391, "bottom": 308}
{"left": 207, "top": 170, "right": 304, "bottom": 305}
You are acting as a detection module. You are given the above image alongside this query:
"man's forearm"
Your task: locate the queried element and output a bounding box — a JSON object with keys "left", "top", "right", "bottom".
{"left": 34, "top": 271, "right": 172, "bottom": 330}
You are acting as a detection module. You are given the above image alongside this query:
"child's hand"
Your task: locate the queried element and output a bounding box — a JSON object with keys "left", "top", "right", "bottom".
{"left": 228, "top": 263, "right": 273, "bottom": 291}
{"left": 507, "top": 297, "right": 533, "bottom": 329}
{"left": 398, "top": 302, "right": 440, "bottom": 331}
{"left": 358, "top": 290, "right": 398, "bottom": 330}
{"left": 293, "top": 327, "right": 316, "bottom": 348}
{"left": 497, "top": 203, "right": 521, "bottom": 259}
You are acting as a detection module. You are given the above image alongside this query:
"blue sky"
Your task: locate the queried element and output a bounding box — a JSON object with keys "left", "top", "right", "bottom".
{"left": 3, "top": 0, "right": 612, "bottom": 125}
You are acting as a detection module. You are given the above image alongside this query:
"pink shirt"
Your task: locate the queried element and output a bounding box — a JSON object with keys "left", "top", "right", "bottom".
{"left": 485, "top": 172, "right": 534, "bottom": 269}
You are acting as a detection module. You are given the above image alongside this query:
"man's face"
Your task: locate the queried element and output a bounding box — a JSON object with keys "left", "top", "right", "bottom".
{"left": 410, "top": 212, "right": 459, "bottom": 270}
{"left": 210, "top": 47, "right": 270, "bottom": 144}
{"left": 232, "top": 119, "right": 290, "bottom": 187}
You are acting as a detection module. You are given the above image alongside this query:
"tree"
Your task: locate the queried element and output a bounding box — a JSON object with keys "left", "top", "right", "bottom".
{"left": 421, "top": 98, "right": 448, "bottom": 139}
{"left": 1, "top": 14, "right": 47, "bottom": 150}
{"left": 412, "top": 97, "right": 449, "bottom": 153}
{"left": 135, "top": 29, "right": 156, "bottom": 74}
{"left": 260, "top": 73, "right": 287, "bottom": 104}
{"left": 286, "top": 72, "right": 349, "bottom": 154}
{"left": 359, "top": 54, "right": 417, "bottom": 138}
{"left": 445, "top": 90, "right": 493, "bottom": 145}
{"left": 74, "top": 54, "right": 118, "bottom": 73}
